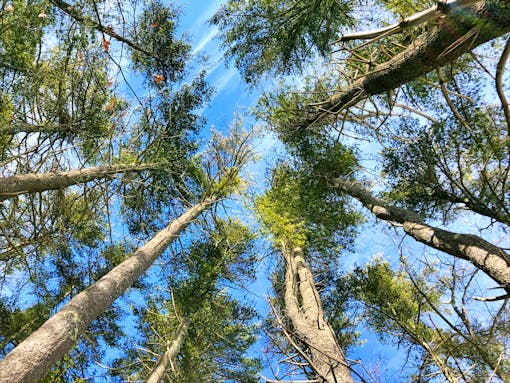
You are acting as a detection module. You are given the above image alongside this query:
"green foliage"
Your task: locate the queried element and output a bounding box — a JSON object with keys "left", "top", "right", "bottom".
{"left": 255, "top": 143, "right": 361, "bottom": 255}
{"left": 0, "top": 300, "right": 50, "bottom": 356}
{"left": 114, "top": 220, "right": 260, "bottom": 382}
{"left": 40, "top": 352, "right": 88, "bottom": 383}
{"left": 346, "top": 259, "right": 440, "bottom": 343}
{"left": 0, "top": 0, "right": 52, "bottom": 71}
{"left": 174, "top": 218, "right": 258, "bottom": 305}
{"left": 382, "top": 83, "right": 510, "bottom": 224}
{"left": 0, "top": 5, "right": 113, "bottom": 157}
{"left": 374, "top": 0, "right": 434, "bottom": 17}
{"left": 256, "top": 75, "right": 341, "bottom": 149}
{"left": 132, "top": 0, "right": 190, "bottom": 83}
{"left": 120, "top": 74, "right": 211, "bottom": 235}
{"left": 175, "top": 294, "right": 261, "bottom": 383}
{"left": 212, "top": 0, "right": 355, "bottom": 81}
{"left": 338, "top": 258, "right": 510, "bottom": 382}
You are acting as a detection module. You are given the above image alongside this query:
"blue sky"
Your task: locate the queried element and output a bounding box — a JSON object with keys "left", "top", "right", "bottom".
{"left": 164, "top": 2, "right": 411, "bottom": 381}
{"left": 1, "top": 1, "right": 506, "bottom": 382}
{"left": 106, "top": 1, "right": 508, "bottom": 381}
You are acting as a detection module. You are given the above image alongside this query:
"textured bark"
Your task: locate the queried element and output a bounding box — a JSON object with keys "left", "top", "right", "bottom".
{"left": 0, "top": 122, "right": 68, "bottom": 136}
{"left": 145, "top": 318, "right": 191, "bottom": 383}
{"left": 302, "top": 0, "right": 510, "bottom": 129}
{"left": 0, "top": 163, "right": 159, "bottom": 201}
{"left": 0, "top": 198, "right": 215, "bottom": 383}
{"left": 282, "top": 242, "right": 353, "bottom": 383}
{"left": 335, "top": 179, "right": 510, "bottom": 289}
{"left": 340, "top": 0, "right": 478, "bottom": 42}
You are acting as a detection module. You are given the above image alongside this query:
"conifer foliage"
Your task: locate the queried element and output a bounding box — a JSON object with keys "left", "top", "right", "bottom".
{"left": 1, "top": 0, "right": 510, "bottom": 382}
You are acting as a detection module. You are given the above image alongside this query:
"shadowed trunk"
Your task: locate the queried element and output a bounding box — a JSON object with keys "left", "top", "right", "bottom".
{"left": 0, "top": 198, "right": 216, "bottom": 383}
{"left": 0, "top": 163, "right": 160, "bottom": 201}
{"left": 301, "top": 0, "right": 510, "bottom": 129}
{"left": 146, "top": 318, "right": 191, "bottom": 383}
{"left": 335, "top": 178, "right": 510, "bottom": 290}
{"left": 282, "top": 242, "right": 353, "bottom": 383}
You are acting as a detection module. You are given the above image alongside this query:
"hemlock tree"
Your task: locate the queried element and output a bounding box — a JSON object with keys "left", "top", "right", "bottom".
{"left": 215, "top": 0, "right": 510, "bottom": 291}
{"left": 333, "top": 256, "right": 510, "bottom": 382}
{"left": 214, "top": 0, "right": 510, "bottom": 126}
{"left": 0, "top": 198, "right": 215, "bottom": 383}
{"left": 2, "top": 0, "right": 510, "bottom": 382}
{"left": 0, "top": 153, "right": 245, "bottom": 382}
{"left": 114, "top": 219, "right": 260, "bottom": 383}
{"left": 255, "top": 143, "right": 362, "bottom": 383}
{"left": 0, "top": 0, "right": 218, "bottom": 380}
{"left": 216, "top": 0, "right": 510, "bottom": 380}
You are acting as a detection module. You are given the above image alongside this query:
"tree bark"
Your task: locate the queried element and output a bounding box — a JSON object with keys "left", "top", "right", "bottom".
{"left": 281, "top": 242, "right": 353, "bottom": 383}
{"left": 0, "top": 163, "right": 160, "bottom": 201}
{"left": 0, "top": 198, "right": 216, "bottom": 383}
{"left": 301, "top": 0, "right": 510, "bottom": 129}
{"left": 0, "top": 122, "right": 71, "bottom": 136}
{"left": 145, "top": 318, "right": 191, "bottom": 383}
{"left": 335, "top": 178, "right": 510, "bottom": 290}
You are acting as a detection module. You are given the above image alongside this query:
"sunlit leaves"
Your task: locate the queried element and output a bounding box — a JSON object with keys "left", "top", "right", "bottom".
{"left": 0, "top": 0, "right": 52, "bottom": 71}
{"left": 255, "top": 143, "right": 361, "bottom": 256}
{"left": 346, "top": 259, "right": 439, "bottom": 341}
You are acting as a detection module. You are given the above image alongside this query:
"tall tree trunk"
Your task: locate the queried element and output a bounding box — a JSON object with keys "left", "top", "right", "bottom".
{"left": 301, "top": 0, "right": 510, "bottom": 129}
{"left": 0, "top": 163, "right": 160, "bottom": 201}
{"left": 335, "top": 178, "right": 510, "bottom": 290}
{"left": 281, "top": 242, "right": 353, "bottom": 383}
{"left": 0, "top": 197, "right": 216, "bottom": 383}
{"left": 145, "top": 318, "right": 191, "bottom": 383}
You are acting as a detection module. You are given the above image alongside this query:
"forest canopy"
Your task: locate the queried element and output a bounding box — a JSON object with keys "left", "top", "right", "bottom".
{"left": 0, "top": 0, "right": 509, "bottom": 382}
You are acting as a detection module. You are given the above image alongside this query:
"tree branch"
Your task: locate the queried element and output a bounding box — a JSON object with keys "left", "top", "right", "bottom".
{"left": 334, "top": 178, "right": 510, "bottom": 290}
{"left": 300, "top": 1, "right": 510, "bottom": 131}
{"left": 50, "top": 0, "right": 155, "bottom": 58}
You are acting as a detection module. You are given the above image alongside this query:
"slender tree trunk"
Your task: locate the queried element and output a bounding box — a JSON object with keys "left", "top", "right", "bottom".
{"left": 0, "top": 198, "right": 216, "bottom": 383}
{"left": 335, "top": 178, "right": 510, "bottom": 290}
{"left": 0, "top": 163, "right": 160, "bottom": 201}
{"left": 145, "top": 318, "right": 191, "bottom": 383}
{"left": 301, "top": 0, "right": 510, "bottom": 129}
{"left": 281, "top": 242, "right": 353, "bottom": 383}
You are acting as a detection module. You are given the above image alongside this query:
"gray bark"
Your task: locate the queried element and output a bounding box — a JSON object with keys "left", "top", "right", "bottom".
{"left": 0, "top": 198, "right": 215, "bottom": 383}
{"left": 301, "top": 0, "right": 510, "bottom": 129}
{"left": 145, "top": 318, "right": 191, "bottom": 383}
{"left": 0, "top": 163, "right": 159, "bottom": 201}
{"left": 335, "top": 179, "right": 510, "bottom": 290}
{"left": 0, "top": 122, "right": 69, "bottom": 136}
{"left": 282, "top": 242, "right": 353, "bottom": 383}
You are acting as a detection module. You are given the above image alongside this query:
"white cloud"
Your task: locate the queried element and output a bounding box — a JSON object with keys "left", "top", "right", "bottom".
{"left": 192, "top": 26, "right": 218, "bottom": 56}
{"left": 188, "top": 0, "right": 225, "bottom": 30}
{"left": 211, "top": 67, "right": 238, "bottom": 95}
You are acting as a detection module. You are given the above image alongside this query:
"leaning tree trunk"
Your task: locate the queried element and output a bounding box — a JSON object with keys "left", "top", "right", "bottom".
{"left": 145, "top": 318, "right": 191, "bottom": 383}
{"left": 301, "top": 0, "right": 510, "bottom": 129}
{"left": 281, "top": 242, "right": 353, "bottom": 383}
{"left": 0, "top": 163, "right": 160, "bottom": 201}
{"left": 335, "top": 178, "right": 510, "bottom": 291}
{"left": 0, "top": 197, "right": 216, "bottom": 383}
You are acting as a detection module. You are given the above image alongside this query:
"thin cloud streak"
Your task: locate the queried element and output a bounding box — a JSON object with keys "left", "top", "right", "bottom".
{"left": 211, "top": 67, "right": 237, "bottom": 96}
{"left": 192, "top": 26, "right": 218, "bottom": 56}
